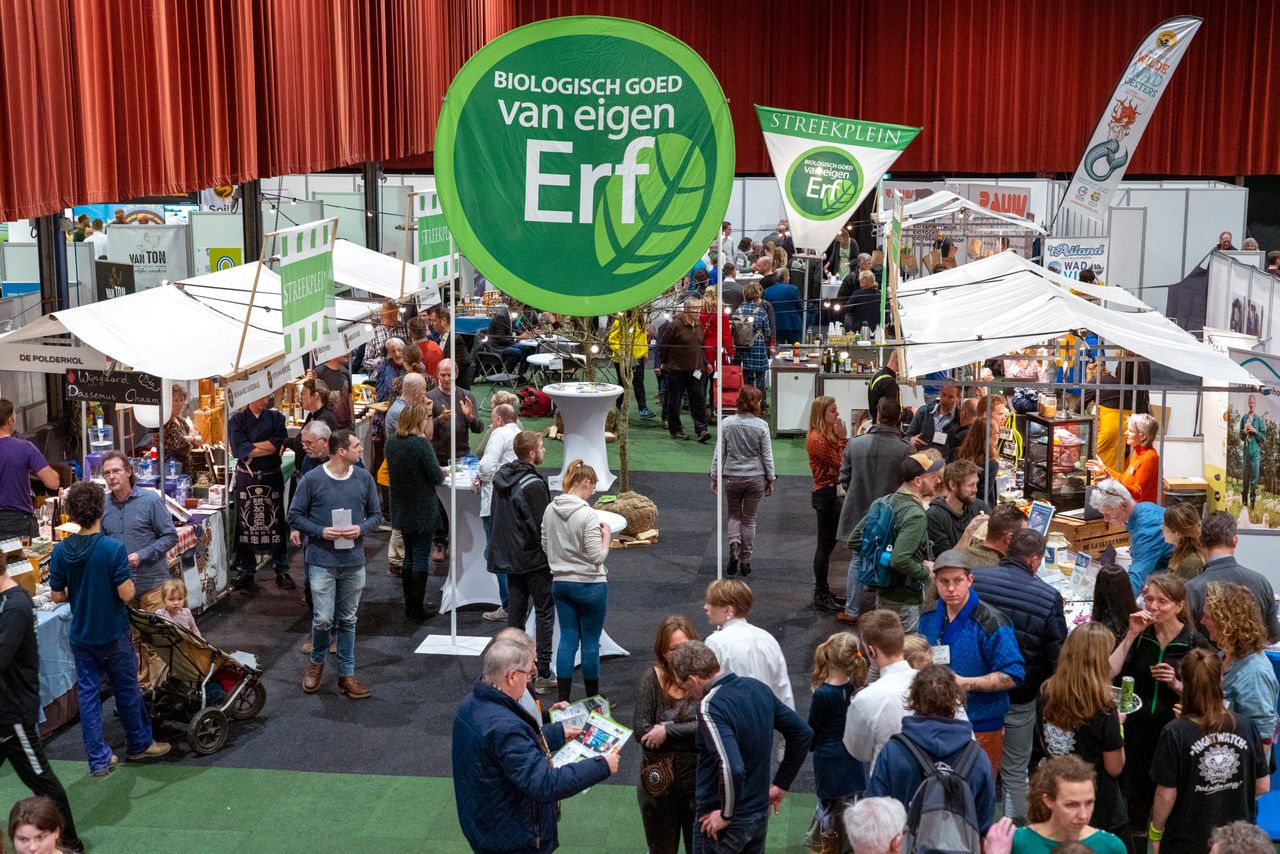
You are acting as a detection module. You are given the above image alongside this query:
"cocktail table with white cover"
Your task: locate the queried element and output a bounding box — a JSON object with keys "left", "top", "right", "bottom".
{"left": 437, "top": 472, "right": 499, "bottom": 612}
{"left": 525, "top": 509, "right": 629, "bottom": 665}
{"left": 543, "top": 381, "right": 622, "bottom": 491}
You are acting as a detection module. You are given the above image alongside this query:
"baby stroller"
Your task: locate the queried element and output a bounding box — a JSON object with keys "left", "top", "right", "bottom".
{"left": 128, "top": 608, "right": 266, "bottom": 755}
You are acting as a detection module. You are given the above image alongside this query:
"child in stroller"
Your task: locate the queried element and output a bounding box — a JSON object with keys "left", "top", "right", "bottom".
{"left": 128, "top": 598, "right": 266, "bottom": 756}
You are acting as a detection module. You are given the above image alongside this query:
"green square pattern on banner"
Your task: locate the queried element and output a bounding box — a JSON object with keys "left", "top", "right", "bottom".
{"left": 416, "top": 193, "right": 451, "bottom": 286}
{"left": 280, "top": 224, "right": 335, "bottom": 356}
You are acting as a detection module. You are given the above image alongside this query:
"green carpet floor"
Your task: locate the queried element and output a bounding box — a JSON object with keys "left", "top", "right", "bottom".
{"left": 0, "top": 761, "right": 819, "bottom": 852}
{"left": 486, "top": 371, "right": 813, "bottom": 477}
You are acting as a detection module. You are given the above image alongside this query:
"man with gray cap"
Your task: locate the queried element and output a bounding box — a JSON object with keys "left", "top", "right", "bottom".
{"left": 919, "top": 547, "right": 1024, "bottom": 773}
{"left": 849, "top": 452, "right": 943, "bottom": 632}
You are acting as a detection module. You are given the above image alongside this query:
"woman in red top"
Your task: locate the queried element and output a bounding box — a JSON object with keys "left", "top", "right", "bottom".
{"left": 807, "top": 396, "right": 848, "bottom": 613}
{"left": 700, "top": 286, "right": 735, "bottom": 408}
{"left": 1087, "top": 412, "right": 1160, "bottom": 504}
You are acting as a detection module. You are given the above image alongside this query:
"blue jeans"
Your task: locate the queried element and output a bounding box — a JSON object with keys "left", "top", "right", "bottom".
{"left": 482, "top": 515, "right": 508, "bottom": 608}
{"left": 308, "top": 563, "right": 366, "bottom": 677}
{"left": 693, "top": 810, "right": 768, "bottom": 854}
{"left": 402, "top": 530, "right": 434, "bottom": 575}
{"left": 552, "top": 580, "right": 608, "bottom": 680}
{"left": 72, "top": 633, "right": 153, "bottom": 772}
{"left": 844, "top": 555, "right": 865, "bottom": 618}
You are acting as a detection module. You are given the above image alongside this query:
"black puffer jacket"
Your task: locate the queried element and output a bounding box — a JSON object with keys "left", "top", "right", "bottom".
{"left": 970, "top": 556, "right": 1068, "bottom": 704}
{"left": 486, "top": 459, "right": 550, "bottom": 575}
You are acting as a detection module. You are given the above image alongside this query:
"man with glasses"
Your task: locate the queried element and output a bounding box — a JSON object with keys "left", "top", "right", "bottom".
{"left": 452, "top": 638, "right": 618, "bottom": 853}
{"left": 99, "top": 451, "right": 178, "bottom": 690}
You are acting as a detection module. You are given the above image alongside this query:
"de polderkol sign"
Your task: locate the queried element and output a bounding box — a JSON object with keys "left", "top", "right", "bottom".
{"left": 756, "top": 106, "right": 919, "bottom": 255}
{"left": 433, "top": 16, "right": 735, "bottom": 315}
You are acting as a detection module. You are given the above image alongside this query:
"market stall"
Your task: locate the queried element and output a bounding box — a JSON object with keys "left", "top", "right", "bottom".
{"left": 877, "top": 190, "right": 1047, "bottom": 273}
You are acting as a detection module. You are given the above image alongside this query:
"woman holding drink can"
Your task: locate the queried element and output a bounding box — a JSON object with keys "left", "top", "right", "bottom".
{"left": 1108, "top": 572, "right": 1209, "bottom": 850}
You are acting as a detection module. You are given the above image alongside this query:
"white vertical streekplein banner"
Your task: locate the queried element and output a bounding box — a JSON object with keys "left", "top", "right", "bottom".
{"left": 1042, "top": 237, "right": 1110, "bottom": 284}
{"left": 276, "top": 219, "right": 339, "bottom": 357}
{"left": 415, "top": 191, "right": 451, "bottom": 300}
{"left": 1061, "top": 16, "right": 1202, "bottom": 223}
{"left": 755, "top": 105, "right": 919, "bottom": 255}
{"left": 106, "top": 224, "right": 191, "bottom": 290}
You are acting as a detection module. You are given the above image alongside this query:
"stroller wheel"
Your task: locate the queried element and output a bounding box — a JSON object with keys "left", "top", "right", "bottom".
{"left": 228, "top": 682, "right": 267, "bottom": 721}
{"left": 187, "top": 708, "right": 229, "bottom": 755}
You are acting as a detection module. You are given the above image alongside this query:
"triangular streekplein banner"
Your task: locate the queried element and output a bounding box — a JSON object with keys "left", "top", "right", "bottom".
{"left": 1061, "top": 16, "right": 1202, "bottom": 224}
{"left": 755, "top": 105, "right": 920, "bottom": 254}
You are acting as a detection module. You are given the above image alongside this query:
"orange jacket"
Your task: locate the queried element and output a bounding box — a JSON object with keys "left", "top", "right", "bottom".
{"left": 1104, "top": 444, "right": 1159, "bottom": 504}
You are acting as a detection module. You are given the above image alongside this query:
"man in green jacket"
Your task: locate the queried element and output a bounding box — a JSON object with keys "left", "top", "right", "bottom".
{"left": 1241, "top": 394, "right": 1266, "bottom": 508}
{"left": 851, "top": 453, "right": 942, "bottom": 632}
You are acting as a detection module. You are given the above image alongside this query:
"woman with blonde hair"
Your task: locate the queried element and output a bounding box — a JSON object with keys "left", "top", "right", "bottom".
{"left": 1108, "top": 572, "right": 1209, "bottom": 848}
{"left": 543, "top": 459, "right": 611, "bottom": 702}
{"left": 385, "top": 403, "right": 444, "bottom": 621}
{"left": 1159, "top": 502, "right": 1206, "bottom": 580}
{"left": 808, "top": 632, "right": 869, "bottom": 853}
{"left": 1202, "top": 581, "right": 1279, "bottom": 756}
{"left": 635, "top": 615, "right": 701, "bottom": 853}
{"left": 955, "top": 393, "right": 1009, "bottom": 506}
{"left": 1086, "top": 412, "right": 1160, "bottom": 504}
{"left": 1148, "top": 648, "right": 1269, "bottom": 853}
{"left": 806, "top": 396, "right": 848, "bottom": 611}
{"left": 1034, "top": 622, "right": 1129, "bottom": 847}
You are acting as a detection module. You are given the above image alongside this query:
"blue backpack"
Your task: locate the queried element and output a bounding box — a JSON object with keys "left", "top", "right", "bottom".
{"left": 855, "top": 496, "right": 898, "bottom": 587}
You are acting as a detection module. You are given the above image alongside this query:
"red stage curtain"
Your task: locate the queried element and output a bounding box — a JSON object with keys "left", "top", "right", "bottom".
{"left": 515, "top": 0, "right": 1280, "bottom": 176}
{"left": 1, "top": 0, "right": 1279, "bottom": 221}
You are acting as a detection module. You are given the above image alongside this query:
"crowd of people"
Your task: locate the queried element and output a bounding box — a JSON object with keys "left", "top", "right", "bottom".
{"left": 7, "top": 248, "right": 1280, "bottom": 852}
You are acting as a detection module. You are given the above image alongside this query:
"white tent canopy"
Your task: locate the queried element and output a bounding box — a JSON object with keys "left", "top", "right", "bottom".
{"left": 177, "top": 263, "right": 374, "bottom": 335}
{"left": 906, "top": 250, "right": 1151, "bottom": 310}
{"left": 897, "top": 251, "right": 1254, "bottom": 384}
{"left": 880, "top": 190, "right": 1047, "bottom": 234}
{"left": 333, "top": 239, "right": 440, "bottom": 305}
{"left": 0, "top": 285, "right": 282, "bottom": 380}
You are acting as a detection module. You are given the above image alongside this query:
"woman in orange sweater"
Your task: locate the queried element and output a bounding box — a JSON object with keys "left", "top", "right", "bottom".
{"left": 1086, "top": 412, "right": 1160, "bottom": 503}
{"left": 807, "top": 396, "right": 848, "bottom": 613}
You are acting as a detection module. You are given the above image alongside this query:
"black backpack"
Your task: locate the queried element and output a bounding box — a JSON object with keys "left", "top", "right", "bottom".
{"left": 893, "top": 734, "right": 984, "bottom": 854}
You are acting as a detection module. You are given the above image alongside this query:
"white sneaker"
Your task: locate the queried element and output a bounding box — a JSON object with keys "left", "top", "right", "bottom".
{"left": 482, "top": 606, "right": 508, "bottom": 622}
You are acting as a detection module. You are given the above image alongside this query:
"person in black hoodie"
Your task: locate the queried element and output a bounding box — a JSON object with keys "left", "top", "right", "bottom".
{"left": 488, "top": 430, "right": 555, "bottom": 695}
{"left": 926, "top": 459, "right": 989, "bottom": 557}
{"left": 0, "top": 571, "right": 84, "bottom": 852}
{"left": 970, "top": 528, "right": 1068, "bottom": 823}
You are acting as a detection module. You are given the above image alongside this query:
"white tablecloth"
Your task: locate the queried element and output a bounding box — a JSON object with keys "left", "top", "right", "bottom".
{"left": 525, "top": 509, "right": 629, "bottom": 667}
{"left": 437, "top": 474, "right": 500, "bottom": 612}
{"left": 543, "top": 382, "right": 622, "bottom": 491}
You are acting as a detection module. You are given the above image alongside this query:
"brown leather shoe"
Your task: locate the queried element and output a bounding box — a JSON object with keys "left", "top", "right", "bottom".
{"left": 302, "top": 662, "right": 324, "bottom": 693}
{"left": 835, "top": 612, "right": 857, "bottom": 624}
{"left": 337, "top": 675, "right": 371, "bottom": 699}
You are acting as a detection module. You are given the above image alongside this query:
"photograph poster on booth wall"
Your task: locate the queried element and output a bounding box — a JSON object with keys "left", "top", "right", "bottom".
{"left": 1226, "top": 384, "right": 1280, "bottom": 531}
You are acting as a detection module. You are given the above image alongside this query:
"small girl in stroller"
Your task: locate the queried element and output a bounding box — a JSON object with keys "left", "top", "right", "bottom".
{"left": 155, "top": 579, "right": 201, "bottom": 639}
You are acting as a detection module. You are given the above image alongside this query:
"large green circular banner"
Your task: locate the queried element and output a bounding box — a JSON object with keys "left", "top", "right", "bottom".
{"left": 434, "top": 16, "right": 735, "bottom": 315}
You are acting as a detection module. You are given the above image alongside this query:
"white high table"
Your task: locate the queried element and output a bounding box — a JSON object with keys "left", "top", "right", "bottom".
{"left": 437, "top": 473, "right": 498, "bottom": 612}
{"left": 525, "top": 509, "right": 629, "bottom": 666}
{"left": 543, "top": 381, "right": 623, "bottom": 492}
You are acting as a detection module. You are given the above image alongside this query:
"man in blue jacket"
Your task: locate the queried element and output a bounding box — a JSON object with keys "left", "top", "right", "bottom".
{"left": 919, "top": 549, "right": 1024, "bottom": 776}
{"left": 452, "top": 638, "right": 617, "bottom": 853}
{"left": 970, "top": 529, "right": 1067, "bottom": 822}
{"left": 673, "top": 640, "right": 812, "bottom": 853}
{"left": 762, "top": 277, "right": 805, "bottom": 346}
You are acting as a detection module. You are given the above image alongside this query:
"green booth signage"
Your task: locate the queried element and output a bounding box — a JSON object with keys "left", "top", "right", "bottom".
{"left": 434, "top": 16, "right": 735, "bottom": 315}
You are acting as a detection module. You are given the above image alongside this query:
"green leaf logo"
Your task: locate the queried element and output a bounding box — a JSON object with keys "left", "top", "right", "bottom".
{"left": 593, "top": 133, "right": 708, "bottom": 278}
{"left": 785, "top": 146, "right": 864, "bottom": 221}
